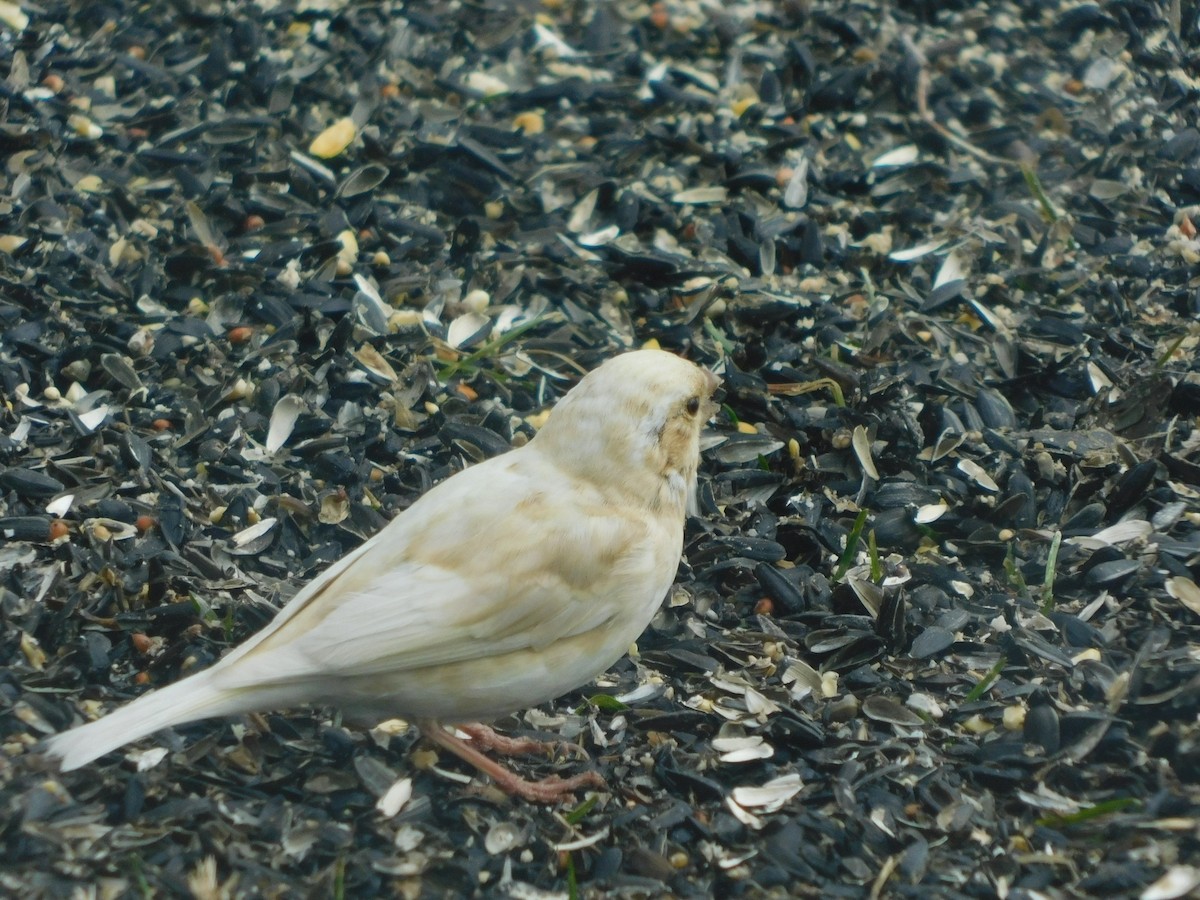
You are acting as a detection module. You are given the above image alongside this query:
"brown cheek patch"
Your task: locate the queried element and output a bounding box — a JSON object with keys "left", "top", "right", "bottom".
{"left": 660, "top": 420, "right": 696, "bottom": 470}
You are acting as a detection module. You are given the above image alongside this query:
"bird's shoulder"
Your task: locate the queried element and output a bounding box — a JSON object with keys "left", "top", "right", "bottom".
{"left": 399, "top": 445, "right": 666, "bottom": 583}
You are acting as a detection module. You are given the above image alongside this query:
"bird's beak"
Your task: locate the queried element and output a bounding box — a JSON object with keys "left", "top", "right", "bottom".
{"left": 703, "top": 370, "right": 723, "bottom": 420}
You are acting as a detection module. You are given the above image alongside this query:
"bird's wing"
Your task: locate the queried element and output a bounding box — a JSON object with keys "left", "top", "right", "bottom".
{"left": 217, "top": 451, "right": 664, "bottom": 686}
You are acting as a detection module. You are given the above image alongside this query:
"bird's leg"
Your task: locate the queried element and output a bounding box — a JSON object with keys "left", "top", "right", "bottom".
{"left": 418, "top": 720, "right": 605, "bottom": 804}
{"left": 457, "top": 722, "right": 590, "bottom": 761}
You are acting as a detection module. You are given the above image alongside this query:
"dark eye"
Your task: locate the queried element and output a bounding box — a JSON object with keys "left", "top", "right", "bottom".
{"left": 685, "top": 396, "right": 701, "bottom": 415}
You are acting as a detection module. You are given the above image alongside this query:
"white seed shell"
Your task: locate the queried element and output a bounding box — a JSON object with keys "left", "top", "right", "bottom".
{"left": 266, "top": 394, "right": 306, "bottom": 453}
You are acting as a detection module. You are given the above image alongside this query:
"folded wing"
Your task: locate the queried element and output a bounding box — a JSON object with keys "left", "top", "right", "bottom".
{"left": 216, "top": 449, "right": 664, "bottom": 688}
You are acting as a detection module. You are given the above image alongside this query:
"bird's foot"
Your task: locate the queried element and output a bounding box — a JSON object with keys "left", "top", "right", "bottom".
{"left": 485, "top": 769, "right": 606, "bottom": 804}
{"left": 458, "top": 722, "right": 590, "bottom": 761}
{"left": 419, "top": 720, "right": 605, "bottom": 804}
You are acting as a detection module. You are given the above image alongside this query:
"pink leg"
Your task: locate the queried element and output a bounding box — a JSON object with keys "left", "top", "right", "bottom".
{"left": 457, "top": 723, "right": 589, "bottom": 760}
{"left": 419, "top": 720, "right": 605, "bottom": 804}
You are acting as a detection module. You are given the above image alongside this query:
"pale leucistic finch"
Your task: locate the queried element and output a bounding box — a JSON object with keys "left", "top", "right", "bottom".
{"left": 44, "top": 349, "right": 720, "bottom": 803}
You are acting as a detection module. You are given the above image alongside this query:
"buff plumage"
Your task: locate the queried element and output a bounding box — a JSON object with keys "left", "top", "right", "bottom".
{"left": 44, "top": 349, "right": 719, "bottom": 802}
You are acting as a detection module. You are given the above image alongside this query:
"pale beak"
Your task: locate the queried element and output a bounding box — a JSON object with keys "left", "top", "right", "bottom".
{"left": 703, "top": 369, "right": 723, "bottom": 420}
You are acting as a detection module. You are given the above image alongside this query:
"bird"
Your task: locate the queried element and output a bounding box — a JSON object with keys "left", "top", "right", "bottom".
{"left": 44, "top": 348, "right": 720, "bottom": 803}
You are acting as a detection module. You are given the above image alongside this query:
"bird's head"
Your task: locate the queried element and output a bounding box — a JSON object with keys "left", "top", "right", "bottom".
{"left": 534, "top": 349, "right": 720, "bottom": 515}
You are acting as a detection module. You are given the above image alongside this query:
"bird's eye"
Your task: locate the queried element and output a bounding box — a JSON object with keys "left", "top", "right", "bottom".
{"left": 685, "top": 396, "right": 701, "bottom": 415}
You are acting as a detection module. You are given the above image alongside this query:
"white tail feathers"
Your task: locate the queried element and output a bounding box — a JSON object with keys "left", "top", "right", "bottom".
{"left": 44, "top": 674, "right": 233, "bottom": 771}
